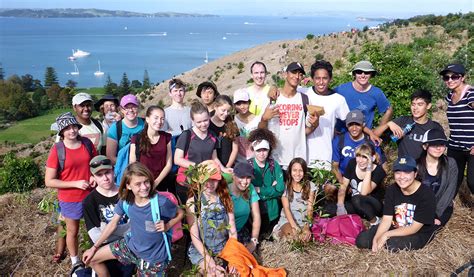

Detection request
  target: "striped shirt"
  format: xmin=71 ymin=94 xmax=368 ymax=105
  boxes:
xmin=445 ymin=86 xmax=474 ymax=151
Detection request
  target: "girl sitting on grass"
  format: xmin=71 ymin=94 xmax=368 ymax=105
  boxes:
xmin=186 ymin=160 xmax=238 ymax=276
xmin=272 ymin=158 xmax=316 ymax=242
xmin=336 ymin=143 xmax=386 ymax=226
xmin=83 ymin=162 xmax=184 ymax=276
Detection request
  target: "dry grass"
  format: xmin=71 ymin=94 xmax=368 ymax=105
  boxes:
xmin=0 ymin=185 xmax=472 ymax=276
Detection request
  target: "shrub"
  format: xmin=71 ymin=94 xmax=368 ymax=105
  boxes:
xmin=0 ymin=152 xmax=43 ymax=194
xmin=314 ymin=53 xmax=324 ymax=60
xmin=306 ymin=34 xmax=315 ymax=40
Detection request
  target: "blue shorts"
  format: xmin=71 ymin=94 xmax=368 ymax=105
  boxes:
xmin=58 ymin=201 xmax=83 ymax=220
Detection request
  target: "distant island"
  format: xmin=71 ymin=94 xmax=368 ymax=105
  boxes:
xmin=356 ymin=16 xmax=393 ymax=22
xmin=0 ymin=8 xmax=218 ymax=18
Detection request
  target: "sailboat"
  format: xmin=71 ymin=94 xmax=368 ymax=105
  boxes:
xmin=70 ymin=63 xmax=79 ymax=75
xmin=204 ymin=52 xmax=208 ymax=64
xmin=94 ymin=61 xmax=104 ymax=76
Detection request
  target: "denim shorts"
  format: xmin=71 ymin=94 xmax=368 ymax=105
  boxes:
xmin=58 ymin=201 xmax=83 ymax=220
xmin=110 ymin=238 xmax=168 ymax=276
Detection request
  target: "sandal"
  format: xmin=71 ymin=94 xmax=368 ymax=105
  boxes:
xmin=52 ymin=252 xmax=66 ymax=263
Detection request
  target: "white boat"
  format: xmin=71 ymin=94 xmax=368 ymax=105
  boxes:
xmin=204 ymin=52 xmax=208 ymax=64
xmin=222 ymin=36 xmax=227 ymax=40
xmin=72 ymin=49 xmax=91 ymax=58
xmin=68 ymin=56 xmax=76 ymax=61
xmin=70 ymin=64 xmax=79 ymax=75
xmin=94 ymin=60 xmax=104 ymax=76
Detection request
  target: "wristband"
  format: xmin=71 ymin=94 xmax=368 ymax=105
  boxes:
xmin=250 ymin=237 xmax=259 ymax=245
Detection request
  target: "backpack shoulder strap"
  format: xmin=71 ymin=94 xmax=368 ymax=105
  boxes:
xmin=268 ymin=158 xmax=275 ymax=174
xmin=79 ymin=136 xmax=94 ymax=158
xmin=122 ymin=201 xmax=130 ymax=217
xmin=182 ymin=129 xmax=192 ymax=157
xmin=55 ymin=141 xmax=66 ymax=174
xmin=150 ymin=194 xmax=172 ymax=261
xmin=337 ymin=133 xmax=346 ymax=154
xmin=91 ymin=117 xmax=104 ymax=134
xmin=116 ymin=119 xmax=123 ymax=142
xmin=301 ymin=92 xmax=309 ymax=116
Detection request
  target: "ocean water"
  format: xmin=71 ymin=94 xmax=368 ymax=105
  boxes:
xmin=0 ymin=16 xmax=383 ymax=88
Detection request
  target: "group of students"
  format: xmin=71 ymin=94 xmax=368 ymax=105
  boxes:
xmin=44 ymin=59 xmax=473 ymax=276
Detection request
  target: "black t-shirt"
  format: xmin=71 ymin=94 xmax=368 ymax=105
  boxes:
xmin=209 ymin=120 xmax=236 ymax=166
xmin=383 ymin=182 xmax=436 ymax=233
xmin=343 ymin=158 xmax=386 ymax=200
xmin=82 ymin=189 xmax=129 ymax=243
xmin=421 ymin=173 xmax=441 ymax=195
xmin=392 ymin=116 xmax=443 ymax=160
xmin=175 ymin=129 xmax=217 ymax=164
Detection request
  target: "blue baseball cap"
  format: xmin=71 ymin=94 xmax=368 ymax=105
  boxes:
xmin=393 ymin=156 xmax=417 ymax=172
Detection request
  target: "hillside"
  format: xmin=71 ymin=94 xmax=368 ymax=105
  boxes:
xmin=0 ymin=8 xmax=217 ymax=18
xmin=139 ymin=23 xmax=468 ymax=108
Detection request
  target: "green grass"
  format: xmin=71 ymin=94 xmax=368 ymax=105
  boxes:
xmin=76 ymin=87 xmax=105 ymax=97
xmin=0 ymin=108 xmax=69 ymax=144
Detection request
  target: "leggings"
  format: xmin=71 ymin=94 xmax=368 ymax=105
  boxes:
xmin=447 ymin=148 xmax=474 ymax=194
xmin=351 ymin=195 xmax=383 ymax=221
xmin=356 ymin=225 xmax=435 ymax=251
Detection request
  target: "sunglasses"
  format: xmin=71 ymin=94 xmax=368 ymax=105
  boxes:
xmin=90 ymin=159 xmax=112 ymax=168
xmin=353 ymin=70 xmax=372 ymax=75
xmin=442 ymin=74 xmax=461 ymax=81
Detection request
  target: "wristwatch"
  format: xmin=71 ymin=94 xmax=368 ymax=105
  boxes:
xmin=250 ymin=237 xmax=259 ymax=245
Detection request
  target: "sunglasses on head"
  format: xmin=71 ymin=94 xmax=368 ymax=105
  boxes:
xmin=442 ymin=74 xmax=461 ymax=81
xmin=90 ymin=159 xmax=112 ymax=168
xmin=353 ymin=70 xmax=371 ymax=75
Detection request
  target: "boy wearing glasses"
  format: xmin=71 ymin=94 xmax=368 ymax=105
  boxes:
xmin=335 ymin=60 xmax=393 ymax=130
xmin=82 ymin=155 xmax=133 ymax=276
xmin=373 ymin=90 xmax=443 ymax=160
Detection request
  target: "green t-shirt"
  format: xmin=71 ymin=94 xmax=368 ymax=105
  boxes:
xmin=229 ymin=183 xmax=260 ymax=231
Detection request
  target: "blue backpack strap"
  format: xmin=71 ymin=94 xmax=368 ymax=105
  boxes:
xmin=122 ymin=201 xmax=130 ymax=217
xmin=114 ymin=142 xmax=131 ymax=186
xmin=150 ymin=194 xmax=172 ymax=261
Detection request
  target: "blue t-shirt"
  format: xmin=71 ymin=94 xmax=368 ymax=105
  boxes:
xmin=334 ymin=82 xmax=391 ymax=129
xmin=332 ymin=133 xmax=384 ymax=175
xmin=114 ymin=196 xmax=177 ymax=264
xmin=107 ymin=118 xmax=145 ymax=150
xmin=229 ymin=184 xmax=260 ymax=231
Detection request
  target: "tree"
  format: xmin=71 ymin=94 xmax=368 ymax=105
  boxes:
xmin=46 ymin=84 xmax=61 ymax=106
xmin=59 ymin=87 xmax=73 ymax=108
xmin=20 ymin=74 xmax=35 ymax=92
xmin=44 ymin=66 xmax=59 ymax=87
xmin=104 ymin=74 xmax=118 ymax=96
xmin=0 ymin=63 xmax=4 ymax=80
xmin=143 ymin=70 xmax=151 ymax=90
xmin=32 ymin=87 xmax=46 ymax=107
xmin=66 ymin=79 xmax=77 ymax=88
xmin=118 ymin=72 xmax=131 ymax=96
xmin=131 ymin=80 xmax=142 ymax=89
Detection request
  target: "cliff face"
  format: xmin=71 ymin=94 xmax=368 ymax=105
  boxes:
xmin=140 ymin=24 xmax=466 ymax=108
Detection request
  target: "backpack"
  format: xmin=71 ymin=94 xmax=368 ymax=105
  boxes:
xmin=114 ymin=118 xmax=144 ymax=185
xmin=122 ymin=193 xmax=182 ymax=262
xmin=312 ymin=214 xmax=365 ymax=245
xmin=56 ymin=137 xmax=94 ymax=174
xmin=91 ymin=117 xmax=104 ymax=134
xmin=247 ymin=157 xmax=275 ymax=175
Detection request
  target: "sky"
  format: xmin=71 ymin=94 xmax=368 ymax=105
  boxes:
xmin=1 ymin=0 xmax=472 ymax=17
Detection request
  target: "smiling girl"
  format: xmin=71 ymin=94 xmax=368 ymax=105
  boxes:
xmin=83 ymin=162 xmax=184 ymax=276
xmin=129 ymin=106 xmax=172 ymax=191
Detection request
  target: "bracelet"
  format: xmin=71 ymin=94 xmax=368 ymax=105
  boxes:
xmin=250 ymin=237 xmax=259 ymax=245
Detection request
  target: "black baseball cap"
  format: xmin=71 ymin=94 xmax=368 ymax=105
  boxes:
xmin=286 ymin=62 xmax=306 ymax=75
xmin=439 ymin=63 xmax=466 ymax=76
xmin=422 ymin=129 xmax=448 ymax=146
xmin=233 ymin=162 xmax=254 ymax=178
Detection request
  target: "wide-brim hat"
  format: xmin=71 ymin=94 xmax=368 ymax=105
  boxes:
xmin=352 ymin=61 xmax=377 ymax=75
xmin=422 ymin=129 xmax=448 ymax=146
xmin=94 ymin=94 xmax=119 ymax=112
xmin=196 ymin=81 xmax=219 ymax=98
xmin=56 ymin=112 xmax=82 ymax=134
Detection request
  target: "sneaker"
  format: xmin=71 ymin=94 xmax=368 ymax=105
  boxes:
xmin=370 ymin=216 xmax=381 ymax=226
xmin=70 ymin=261 xmax=91 ymax=277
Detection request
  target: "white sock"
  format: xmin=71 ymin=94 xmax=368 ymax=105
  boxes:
xmin=71 ymin=256 xmax=79 ymax=264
